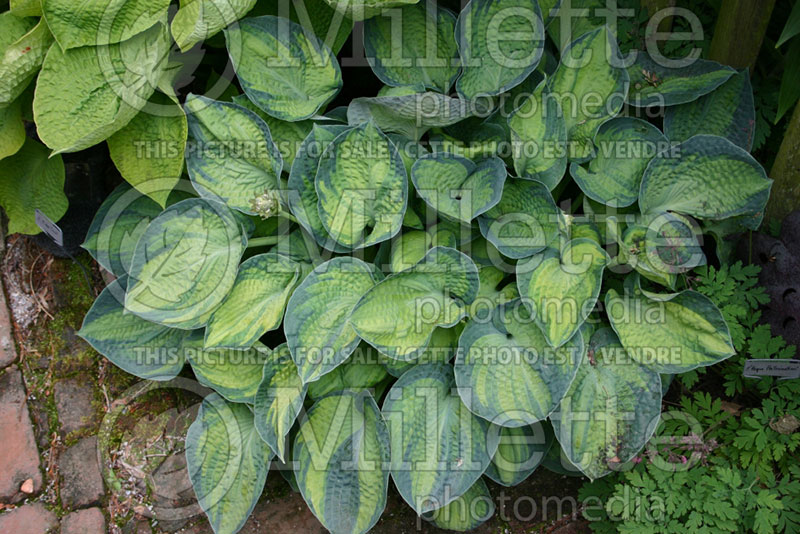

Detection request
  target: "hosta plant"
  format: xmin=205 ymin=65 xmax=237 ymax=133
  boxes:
xmin=76 ymin=1 xmax=773 ymax=533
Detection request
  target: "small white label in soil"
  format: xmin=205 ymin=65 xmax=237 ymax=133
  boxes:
xmin=743 ymin=359 xmax=800 ymax=380
xmin=34 ymin=209 xmax=63 ymax=247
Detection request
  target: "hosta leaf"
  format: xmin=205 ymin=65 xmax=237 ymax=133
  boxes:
xmin=287 ymin=123 xmax=352 ymax=251
xmin=0 ymin=137 xmax=66 ymax=235
xmin=382 ymin=363 xmax=499 ymax=513
xmin=172 ymin=0 xmax=256 ymax=51
xmin=0 ymin=18 xmax=52 ymax=107
xmin=0 ymin=99 xmax=24 ymax=160
xmin=364 ymin=2 xmax=459 ymax=93
xmin=380 ymin=326 xmax=457 ymax=377
xmin=307 ymin=345 xmax=389 ymax=398
xmin=231 ymin=94 xmax=314 ymax=167
xmin=664 ymin=69 xmax=755 ymax=151
xmin=638 ymin=135 xmax=772 ymax=229
xmin=620 ymin=212 xmax=706 ymax=289
xmin=387 ymin=226 xmax=457 ymax=273
xmin=485 ymin=422 xmax=554 ymax=486
xmin=550 ymin=327 xmax=661 ymax=480
xmin=315 ymin=121 xmax=407 ymax=249
xmin=107 ymin=92 xmax=187 ymax=208
xmin=423 ymin=478 xmax=494 ymax=531
xmin=470 ymin=265 xmax=519 ymax=318
xmin=516 ymin=239 xmax=608 ymax=347
xmin=548 ymin=26 xmax=629 ymax=160
xmin=410 ymin=153 xmax=506 ymax=223
xmin=254 ymin=344 xmax=306 ymax=462
xmin=78 ymin=276 xmax=189 ymax=380
xmin=42 ymin=0 xmax=170 ymax=49
xmin=186 ymin=393 xmax=271 ymax=534
xmin=455 ymin=299 xmax=583 ymax=426
xmin=205 ymin=253 xmax=302 ymax=349
xmin=347 ymin=91 xmax=488 ymax=140
xmin=225 ymin=15 xmax=342 ymax=121
xmin=605 ymin=279 xmax=735 ymax=373
xmin=10 ymin=0 xmax=42 ymax=16
xmin=541 ymin=439 xmax=584 ymax=477
xmin=350 ymin=247 xmax=479 ymax=361
xmin=185 ymin=337 xmax=271 ymax=403
xmin=285 ymin=257 xmax=382 ymax=384
xmin=255 ymin=0 xmax=353 ymax=55
xmin=33 ymin=23 xmax=169 ymax=153
xmin=456 ymin=0 xmax=545 ymax=99
xmin=477 ymin=178 xmax=562 ymax=259
xmin=507 ymin=76 xmax=568 ymax=190
xmin=569 ymin=117 xmax=667 ymax=208
xmin=626 ymin=53 xmax=735 ymax=107
xmin=125 ymin=198 xmax=246 ymax=329
xmin=294 ymin=390 xmax=391 ymax=534
xmin=82 ymin=184 xmax=165 ymax=277
xmin=546 ymin=0 xmax=605 ymax=50
xmin=185 ymin=94 xmax=283 ymax=214
xmin=321 ymin=0 xmax=418 ymax=22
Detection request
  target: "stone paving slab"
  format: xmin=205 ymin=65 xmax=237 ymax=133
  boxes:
xmin=61 ymin=507 xmax=106 ymax=534
xmin=0 ymin=502 xmax=58 ymax=534
xmin=59 ymin=436 xmax=104 ymax=510
xmin=0 ymin=365 xmax=43 ymax=503
xmin=54 ymin=378 xmax=96 ymax=436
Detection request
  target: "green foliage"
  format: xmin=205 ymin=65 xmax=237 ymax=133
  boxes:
xmin=57 ymin=2 xmax=789 ymax=533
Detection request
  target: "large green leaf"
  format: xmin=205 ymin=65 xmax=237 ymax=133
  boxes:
xmin=254 ymin=344 xmax=306 ymax=462
xmin=33 ymin=23 xmax=169 ymax=153
xmin=42 ymin=0 xmax=170 ymax=49
xmin=380 ymin=326 xmax=457 ymax=377
xmin=620 ymin=212 xmax=706 ymax=289
xmin=638 ymin=135 xmax=772 ymax=229
xmin=411 ymin=153 xmax=506 ymax=223
xmin=125 ymin=198 xmax=246 ymax=329
xmin=517 ymin=239 xmax=608 ymax=347
xmin=507 ymin=76 xmax=568 ymax=190
xmin=569 ymin=117 xmax=667 ymax=208
xmin=455 ymin=299 xmax=583 ymax=426
xmin=307 ymin=345 xmax=390 ymax=398
xmin=347 ymin=90 xmax=488 ymax=140
xmin=285 ymin=257 xmax=382 ymax=384
xmin=287 ymin=124 xmax=352 ymax=251
xmin=456 ymin=0 xmax=545 ymax=99
xmin=546 ymin=0 xmax=605 ymax=50
xmin=0 ymin=17 xmax=52 ymax=107
xmin=231 ymin=94 xmax=314 ymax=167
xmin=107 ymin=91 xmax=187 ymax=208
xmin=550 ymin=327 xmax=661 ymax=480
xmin=469 ymin=265 xmax=519 ymax=318
xmin=184 ymin=94 xmax=283 ymax=214
xmin=387 ymin=225 xmax=458 ymax=273
xmin=78 ymin=276 xmax=189 ymax=380
xmin=294 ymin=390 xmax=391 ymax=534
xmin=10 ymin=0 xmax=42 ymax=16
xmin=423 ymin=478 xmax=495 ymax=531
xmin=205 ymin=253 xmax=302 ymax=349
xmin=548 ymin=26 xmax=629 ymax=160
xmin=185 ymin=336 xmax=271 ymax=403
xmin=284 ymin=257 xmax=379 ymax=383
xmin=663 ymin=69 xmax=755 ymax=151
xmin=350 ymin=247 xmax=479 ymax=361
xmin=364 ymin=2 xmax=458 ymax=92
xmin=382 ymin=363 xmax=499 ymax=513
xmin=82 ymin=184 xmax=165 ymax=277
xmin=485 ymin=422 xmax=554 ymax=486
xmin=0 ymin=136 xmax=66 ymax=235
xmin=0 ymin=99 xmax=24 ymax=160
xmin=605 ymin=278 xmax=735 ymax=373
xmin=626 ymin=53 xmax=735 ymax=107
xmin=320 ymin=0 xmax=418 ymax=21
xmin=225 ymin=15 xmax=342 ymax=121
xmin=316 ymin=121 xmax=407 ymax=249
xmin=186 ymin=393 xmax=271 ymax=534
xmin=477 ymin=178 xmax=562 ymax=259
xmin=254 ymin=0 xmax=353 ymax=55
xmin=172 ymin=0 xmax=257 ymax=51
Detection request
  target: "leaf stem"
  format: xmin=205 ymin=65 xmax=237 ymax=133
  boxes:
xmin=247 ymin=236 xmax=280 ymax=248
